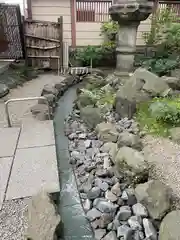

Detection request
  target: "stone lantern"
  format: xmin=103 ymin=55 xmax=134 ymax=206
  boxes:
xmin=109 ymin=0 xmax=154 ymax=76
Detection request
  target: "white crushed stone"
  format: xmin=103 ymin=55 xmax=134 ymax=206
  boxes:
xmin=143 ymin=135 xmax=180 ymax=202
xmin=0 ymin=198 xmax=30 ymax=240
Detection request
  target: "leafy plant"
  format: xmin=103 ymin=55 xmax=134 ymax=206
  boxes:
xmin=136 ymin=97 xmax=180 ymax=136
xmin=149 ymin=101 xmax=180 ymax=125
xmin=142 ymin=56 xmax=180 ymax=76
xmin=100 ymin=21 xmax=118 ymax=42
xmin=142 ymin=8 xmax=177 ymax=45
xmin=75 ymin=46 xmax=103 ymax=67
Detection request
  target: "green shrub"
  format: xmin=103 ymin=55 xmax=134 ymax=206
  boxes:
xmin=100 ymin=21 xmax=118 ymax=42
xmin=142 ymin=56 xmax=180 ymax=76
xmin=136 ymin=97 xmax=180 ymax=136
xmin=149 ymin=100 xmax=180 ymax=125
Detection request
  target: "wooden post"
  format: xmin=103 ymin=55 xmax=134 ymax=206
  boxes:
xmin=58 ymin=16 xmax=63 ymax=73
xmin=150 ymin=0 xmax=158 ymax=45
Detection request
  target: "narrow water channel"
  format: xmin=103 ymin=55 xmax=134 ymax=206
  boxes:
xmin=53 ymin=85 xmax=94 ymax=240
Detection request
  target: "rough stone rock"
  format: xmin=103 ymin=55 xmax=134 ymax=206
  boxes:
xmin=111 ymin=182 xmax=121 ymax=197
xmin=115 ymin=68 xmax=169 ymax=118
xmin=38 ymin=93 xmax=56 ymax=106
xmin=117 ymin=132 xmax=142 ymax=150
xmin=95 ymin=169 xmax=109 ymax=178
xmin=171 ymin=68 xmax=180 ymax=78
xmin=87 ymin=187 xmax=101 ymax=200
xmin=134 ymin=68 xmax=169 ymax=96
xmin=128 ymin=216 xmax=142 ymax=230
xmin=121 ymin=188 xmax=137 ymax=206
xmin=94 ymin=229 xmax=106 ymax=240
xmin=101 ymin=142 xmax=118 ymax=162
xmin=80 ymin=106 xmax=104 ymax=129
xmin=135 ymin=180 xmax=170 ymax=220
xmin=103 ymin=231 xmax=118 ymax=240
xmin=0 ymin=83 xmax=9 ymax=98
xmin=132 ymin=203 xmax=148 ymax=218
xmin=24 ymin=191 xmax=61 ymax=240
xmin=117 ymin=225 xmax=133 ymax=239
xmin=105 ymin=190 xmax=118 ymax=202
xmin=90 ymin=68 xmax=106 ymax=77
xmin=116 ymin=206 xmax=132 ymax=221
xmin=31 ymin=103 xmax=51 ymax=120
xmin=94 ymin=199 xmax=118 ymax=214
xmin=143 ymin=218 xmax=157 ymax=240
xmin=161 ymin=76 xmax=180 ymax=90
xmin=86 ymin=208 xmax=102 ymax=221
xmin=94 ymin=178 xmax=109 ymax=191
xmin=85 ymin=139 xmax=92 ymax=148
xmin=42 ymin=84 xmax=58 ymax=96
xmin=133 ymin=230 xmax=145 ymax=240
xmin=96 ymin=122 xmax=119 ymax=143
xmin=169 ymin=127 xmax=180 ymax=143
xmin=54 ymin=81 xmax=68 ymax=94
xmin=115 ymin=146 xmax=148 ymax=181
xmin=159 ymin=210 xmax=180 ymax=240
xmin=83 ymin=199 xmax=92 ymax=212
xmin=99 ymin=213 xmax=113 ymax=228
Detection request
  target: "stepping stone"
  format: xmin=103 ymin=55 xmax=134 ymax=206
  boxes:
xmin=17 ymin=120 xmax=55 ymax=149
xmin=0 ymin=157 xmax=13 ymax=209
xmin=6 ymin=145 xmax=60 ymax=200
xmin=0 ymin=127 xmax=20 ymax=157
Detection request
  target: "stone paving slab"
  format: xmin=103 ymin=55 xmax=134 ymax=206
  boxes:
xmin=0 ymin=127 xmax=20 ymax=157
xmin=17 ymin=121 xmax=55 ymax=149
xmin=6 ymin=145 xmax=60 ymax=200
xmin=0 ymin=157 xmax=13 ymax=210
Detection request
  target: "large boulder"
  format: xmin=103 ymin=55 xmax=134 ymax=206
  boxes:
xmin=115 ymin=68 xmax=170 ymax=118
xmin=41 ymin=84 xmax=58 ymax=96
xmin=96 ymin=122 xmax=118 ymax=143
xmin=115 ymin=146 xmax=148 ymax=182
xmin=77 ymin=92 xmax=96 ymax=109
xmin=83 ymin=74 xmax=106 ymax=90
xmin=80 ymin=106 xmax=104 ymax=129
xmin=161 ymin=76 xmax=180 ymax=90
xmin=135 ymin=180 xmax=170 ymax=220
xmin=117 ymin=132 xmax=142 ymax=150
xmin=101 ymin=142 xmax=118 ymax=162
xmin=24 ymin=191 xmax=62 ymax=240
xmin=159 ymin=210 xmax=180 ymax=240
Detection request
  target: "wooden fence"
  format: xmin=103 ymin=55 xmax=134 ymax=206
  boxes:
xmin=0 ymin=4 xmax=24 ymax=59
xmin=24 ymin=17 xmax=63 ymax=70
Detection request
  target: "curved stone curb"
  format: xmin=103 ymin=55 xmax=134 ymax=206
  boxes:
xmin=30 ymin=75 xmax=82 ymax=121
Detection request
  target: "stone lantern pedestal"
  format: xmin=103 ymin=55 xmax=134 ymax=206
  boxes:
xmin=109 ymin=0 xmax=154 ymax=76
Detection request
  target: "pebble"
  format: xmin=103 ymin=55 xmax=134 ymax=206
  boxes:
xmin=116 ymin=206 xmax=132 ymax=221
xmin=87 ymin=187 xmax=101 ymax=200
xmin=94 ymin=229 xmax=106 ymax=240
xmin=83 ymin=199 xmax=92 ymax=212
xmin=117 ymin=225 xmax=133 ymax=239
xmin=95 ymin=199 xmax=118 ymax=214
xmin=132 ymin=203 xmax=148 ymax=218
xmin=128 ymin=216 xmax=142 ymax=230
xmin=84 ymin=139 xmax=91 ymax=148
xmin=99 ymin=213 xmax=113 ymax=228
xmin=94 ymin=178 xmax=109 ymax=192
xmin=143 ymin=218 xmax=157 ymax=240
xmin=111 ymin=182 xmax=121 ymax=197
xmin=105 ymin=190 xmax=118 ymax=202
xmin=103 ymin=231 xmax=118 ymax=240
xmin=86 ymin=208 xmax=102 ymax=221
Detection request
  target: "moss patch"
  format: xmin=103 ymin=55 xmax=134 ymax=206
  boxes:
xmin=136 ymin=97 xmax=180 ymax=137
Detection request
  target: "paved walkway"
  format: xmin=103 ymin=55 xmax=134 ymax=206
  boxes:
xmin=0 ymin=73 xmax=64 ymax=127
xmin=0 ymin=74 xmax=63 ymax=239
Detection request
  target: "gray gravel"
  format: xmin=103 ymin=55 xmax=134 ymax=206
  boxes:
xmin=143 ymin=135 xmax=180 ymax=203
xmin=0 ymin=198 xmax=30 ymax=240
